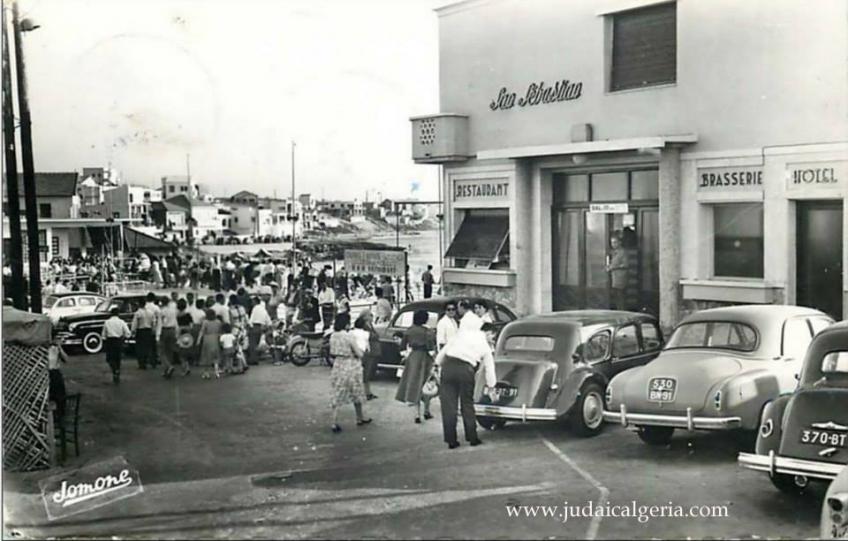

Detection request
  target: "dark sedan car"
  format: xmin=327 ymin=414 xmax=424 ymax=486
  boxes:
xmin=375 ymin=296 xmax=517 ymax=374
xmin=739 ymin=320 xmax=847 ymax=494
xmin=54 ymin=293 xmax=170 ymax=354
xmin=474 ymin=310 xmax=664 ymax=436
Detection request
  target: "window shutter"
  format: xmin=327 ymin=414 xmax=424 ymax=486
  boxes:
xmin=611 ymin=2 xmax=676 ymax=91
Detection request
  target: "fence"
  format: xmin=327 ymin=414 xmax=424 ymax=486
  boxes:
xmin=2 ymin=343 xmax=52 ymax=471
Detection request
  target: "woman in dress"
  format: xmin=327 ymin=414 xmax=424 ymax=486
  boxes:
xmin=329 ymin=312 xmax=371 ymax=433
xmin=228 ymin=294 xmax=249 ymax=374
xmin=354 ymin=310 xmax=381 ymax=400
xmin=150 ymin=259 xmax=163 ymax=287
xmin=175 ymin=299 xmax=193 ymax=376
xmin=196 ymin=308 xmax=223 ymax=379
xmin=395 ymin=310 xmax=436 ymax=423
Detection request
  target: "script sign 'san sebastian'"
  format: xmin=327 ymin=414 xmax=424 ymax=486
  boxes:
xmin=344 ymin=250 xmax=406 ymax=277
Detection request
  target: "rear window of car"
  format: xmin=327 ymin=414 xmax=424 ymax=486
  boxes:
xmin=44 ymin=296 xmax=58 ymax=308
xmin=666 ymin=321 xmax=758 ymax=352
xmin=394 ymin=310 xmax=439 ymax=329
xmin=822 ymin=351 xmax=848 ymax=375
xmin=503 ymin=335 xmax=555 ymax=353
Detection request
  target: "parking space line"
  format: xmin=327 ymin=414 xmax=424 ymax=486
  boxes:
xmin=540 ymin=436 xmax=610 ymax=540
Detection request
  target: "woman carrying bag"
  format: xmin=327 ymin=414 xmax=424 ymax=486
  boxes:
xmin=395 ymin=310 xmax=436 ymax=423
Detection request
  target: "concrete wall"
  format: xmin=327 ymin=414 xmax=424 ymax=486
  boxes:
xmin=438 ymin=0 xmax=848 ymax=154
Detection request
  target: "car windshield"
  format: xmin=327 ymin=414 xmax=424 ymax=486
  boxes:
xmin=502 ymin=335 xmax=555 ymax=356
xmin=95 ymin=299 xmax=111 ymax=312
xmin=822 ymin=351 xmax=848 ymax=375
xmin=393 ymin=310 xmax=439 ymax=329
xmin=44 ymin=296 xmax=58 ymax=308
xmin=666 ymin=321 xmax=758 ymax=352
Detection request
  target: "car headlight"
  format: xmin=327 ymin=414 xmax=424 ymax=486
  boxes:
xmin=67 ymin=323 xmax=77 ymax=332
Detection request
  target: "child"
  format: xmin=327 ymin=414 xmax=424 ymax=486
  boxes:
xmin=219 ymin=323 xmax=236 ymax=376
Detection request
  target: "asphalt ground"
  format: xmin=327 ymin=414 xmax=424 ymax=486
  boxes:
xmin=2 ymin=350 xmax=830 ymax=539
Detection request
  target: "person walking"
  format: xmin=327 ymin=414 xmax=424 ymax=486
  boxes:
xmin=197 ymin=308 xmax=224 ymax=378
xmin=159 ymin=292 xmax=184 ymax=379
xmin=220 ymin=323 xmax=236 ymax=374
xmin=329 ymin=313 xmax=371 ymax=433
xmin=318 ymin=283 xmax=336 ymax=331
xmin=421 ymin=265 xmax=435 ymax=299
xmin=102 ymin=307 xmax=131 ymax=383
xmin=175 ymin=299 xmax=194 ymax=375
xmin=48 ymin=334 xmax=70 ymax=416
xmin=228 ymin=294 xmax=249 ymax=373
xmin=248 ymin=289 xmax=272 ymax=365
xmin=353 ymin=310 xmax=380 ymax=400
xmin=436 ymin=301 xmax=459 ymax=351
xmin=434 ymin=312 xmax=497 ymax=449
xmin=131 ymin=293 xmax=158 ymax=370
xmin=395 ymin=310 xmax=436 ymax=423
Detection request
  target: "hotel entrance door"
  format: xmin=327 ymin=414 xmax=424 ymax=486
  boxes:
xmin=797 ymin=201 xmax=843 ymax=320
xmin=552 ymin=207 xmax=659 ymax=315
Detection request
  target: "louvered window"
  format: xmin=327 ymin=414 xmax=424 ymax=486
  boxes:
xmin=610 ymin=2 xmax=676 ymax=91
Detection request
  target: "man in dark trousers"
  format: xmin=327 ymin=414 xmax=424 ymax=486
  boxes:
xmin=421 ymin=265 xmax=435 ymax=299
xmin=101 ymin=307 xmax=131 ymax=383
xmin=433 ymin=312 xmax=497 ymax=449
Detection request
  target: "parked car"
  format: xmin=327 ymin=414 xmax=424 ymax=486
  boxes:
xmin=54 ymin=293 xmax=170 ymax=354
xmin=738 ymin=320 xmax=847 ymax=494
xmin=44 ymin=292 xmax=106 ymax=324
xmin=603 ymin=305 xmax=834 ymax=446
xmin=375 ymin=296 xmax=517 ymax=374
xmin=822 ymin=465 xmax=848 ymax=539
xmin=473 ymin=311 xmax=664 ymax=436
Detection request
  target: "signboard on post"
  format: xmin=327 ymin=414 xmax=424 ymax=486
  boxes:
xmin=344 ymin=249 xmax=406 ymax=276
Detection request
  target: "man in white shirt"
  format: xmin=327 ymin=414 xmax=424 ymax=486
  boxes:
xmin=436 ymin=301 xmax=459 ymax=351
xmin=247 ymin=288 xmax=272 ymax=365
xmin=101 ymin=307 xmax=131 ymax=383
xmin=434 ymin=311 xmax=497 ymax=449
xmin=212 ymin=293 xmax=230 ymax=325
xmin=159 ymin=293 xmax=184 ymax=378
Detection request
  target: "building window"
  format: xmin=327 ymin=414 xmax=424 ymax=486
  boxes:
xmin=39 ymin=203 xmax=52 ymax=218
xmin=610 ymin=2 xmax=677 ymax=92
xmin=180 ymin=186 xmax=187 ymax=192
xmin=714 ymin=203 xmax=763 ymax=278
xmin=169 ymin=186 xmax=175 ymax=193
xmin=553 ymin=170 xmax=658 ymax=204
xmin=445 ymin=208 xmax=510 ymax=270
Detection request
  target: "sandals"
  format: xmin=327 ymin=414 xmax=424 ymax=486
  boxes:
xmin=356 ymin=418 xmax=373 ymax=426
xmin=331 ymin=424 xmax=342 ymax=433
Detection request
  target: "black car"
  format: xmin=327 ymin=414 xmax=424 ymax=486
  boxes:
xmin=54 ymin=293 xmax=170 ymax=354
xmin=375 ymin=296 xmax=517 ymax=374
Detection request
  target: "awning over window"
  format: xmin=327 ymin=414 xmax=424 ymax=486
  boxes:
xmin=445 ymin=212 xmax=509 ymax=261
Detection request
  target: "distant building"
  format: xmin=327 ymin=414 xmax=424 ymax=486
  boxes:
xmin=161 ymin=175 xmax=197 ymax=199
xmin=3 ymin=172 xmax=80 ymax=219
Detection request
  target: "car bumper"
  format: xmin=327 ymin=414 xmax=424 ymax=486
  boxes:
xmin=602 ymin=404 xmax=742 ymax=430
xmin=738 ymin=450 xmax=844 ymax=481
xmin=57 ymin=332 xmax=82 ymax=346
xmin=474 ymin=404 xmax=558 ymax=422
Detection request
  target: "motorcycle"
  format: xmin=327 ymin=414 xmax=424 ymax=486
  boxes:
xmin=284 ymin=321 xmax=333 ymax=367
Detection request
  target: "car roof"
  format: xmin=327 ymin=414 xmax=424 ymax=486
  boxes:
xmin=524 ymin=310 xmax=655 ymax=326
xmin=396 ymin=296 xmax=514 ymax=313
xmin=680 ymin=304 xmax=828 ymax=327
xmin=801 ymin=320 xmax=848 ymax=385
xmin=46 ymin=292 xmax=104 ymax=298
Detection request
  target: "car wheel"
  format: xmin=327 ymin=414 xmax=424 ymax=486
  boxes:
xmin=570 ymin=383 xmax=605 ymax=437
xmin=82 ymin=331 xmax=104 ymax=354
xmin=289 ymin=342 xmax=311 ymax=366
xmin=477 ymin=416 xmax=506 ymax=431
xmin=637 ymin=426 xmax=675 ymax=446
xmin=770 ymin=472 xmax=807 ymax=495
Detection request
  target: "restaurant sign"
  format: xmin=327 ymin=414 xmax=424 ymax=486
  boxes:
xmin=344 ymin=249 xmax=406 ymax=277
xmin=697 ymin=167 xmax=763 ymax=191
xmin=490 ymin=79 xmax=583 ymax=111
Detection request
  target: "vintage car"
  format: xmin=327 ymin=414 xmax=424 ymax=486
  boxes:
xmin=603 ymin=305 xmax=833 ymax=445
xmin=822 ymin=465 xmax=848 ymax=539
xmin=375 ymin=296 xmax=517 ymax=375
xmin=44 ymin=292 xmax=106 ymax=324
xmin=738 ymin=320 xmax=847 ymax=494
xmin=473 ymin=311 xmax=664 ymax=436
xmin=54 ymin=293 xmax=170 ymax=354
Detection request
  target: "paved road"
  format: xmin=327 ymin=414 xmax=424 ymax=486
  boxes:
xmin=3 ymin=352 xmax=828 ymax=539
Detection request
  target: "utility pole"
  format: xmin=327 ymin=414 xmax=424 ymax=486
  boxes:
xmin=12 ymin=2 xmax=41 ymax=312
xmin=290 ymin=140 xmax=296 ymax=270
xmin=1 ymin=3 xmax=24 ymax=309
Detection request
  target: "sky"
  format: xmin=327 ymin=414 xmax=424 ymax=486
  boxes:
xmin=17 ymin=0 xmax=444 ymax=201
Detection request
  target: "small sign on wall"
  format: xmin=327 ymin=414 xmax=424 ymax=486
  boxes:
xmin=786 ymin=162 xmax=845 ymax=191
xmin=697 ymin=167 xmax=763 ymax=191
xmin=589 ymin=203 xmax=629 ymax=214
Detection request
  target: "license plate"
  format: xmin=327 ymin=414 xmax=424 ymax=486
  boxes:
xmin=800 ymin=429 xmax=848 ymax=448
xmin=648 ymin=377 xmax=676 ymax=402
xmin=495 ymin=387 xmax=518 ymax=399
xmin=396 ymin=368 xmax=404 ymax=378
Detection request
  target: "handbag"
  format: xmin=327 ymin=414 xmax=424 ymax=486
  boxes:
xmin=421 ymin=366 xmax=440 ymax=398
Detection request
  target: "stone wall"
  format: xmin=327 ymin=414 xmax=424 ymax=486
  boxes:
xmin=441 ymin=283 xmax=518 ymax=314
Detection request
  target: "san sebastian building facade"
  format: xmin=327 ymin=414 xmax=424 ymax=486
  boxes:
xmin=412 ymin=0 xmax=848 ymax=330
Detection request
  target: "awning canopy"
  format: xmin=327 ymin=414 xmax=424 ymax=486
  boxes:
xmin=123 ymin=228 xmax=176 ymax=253
xmin=477 ymin=134 xmax=698 ymax=161
xmin=445 ymin=212 xmax=509 ymax=261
